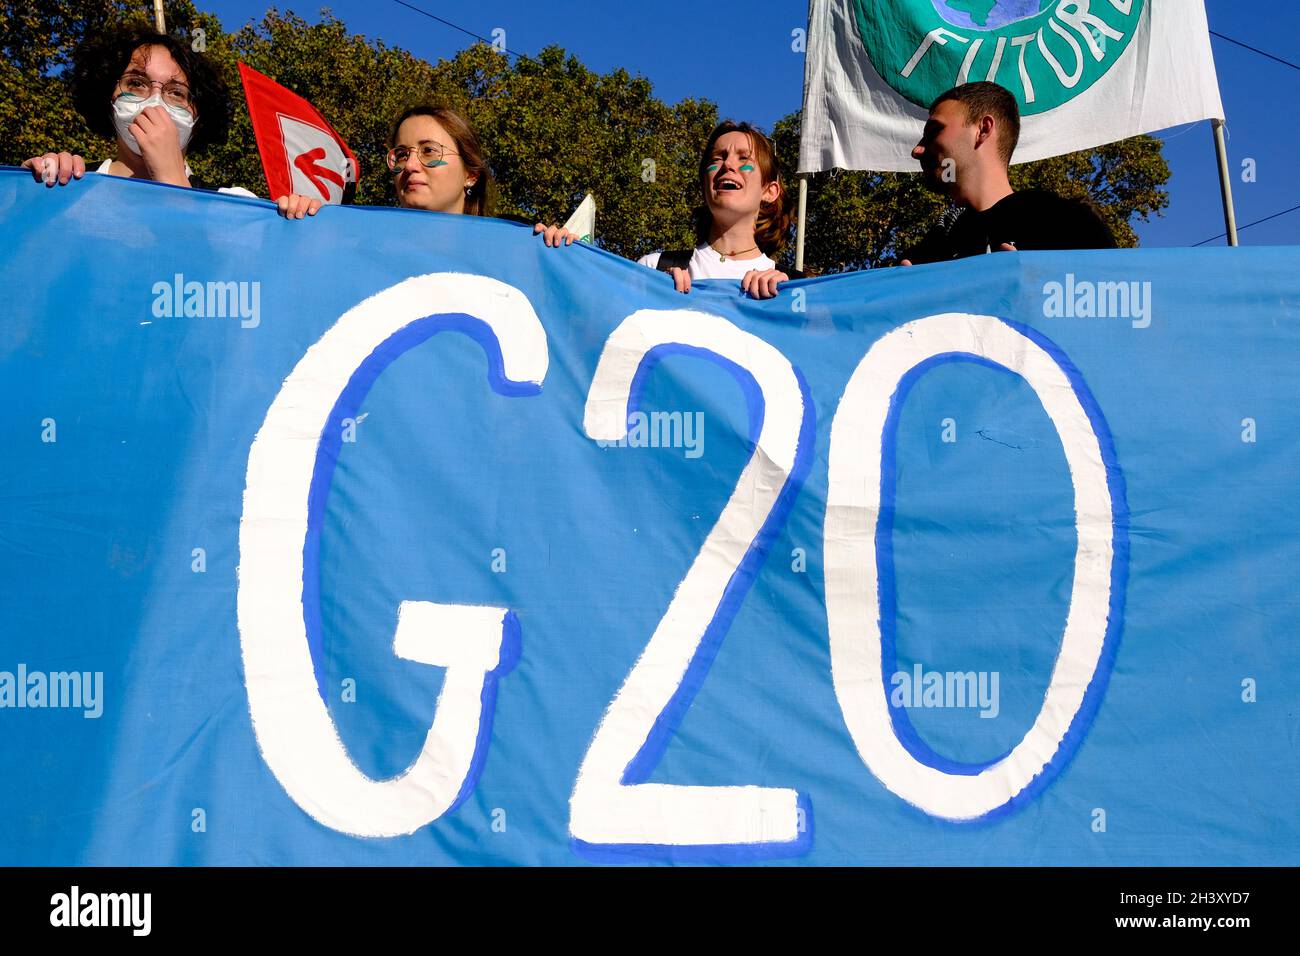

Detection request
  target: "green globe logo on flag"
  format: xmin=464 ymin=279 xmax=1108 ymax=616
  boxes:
xmin=853 ymin=0 xmax=1145 ymax=115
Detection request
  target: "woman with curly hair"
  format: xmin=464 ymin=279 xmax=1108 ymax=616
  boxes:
xmin=22 ymin=25 xmax=248 ymax=194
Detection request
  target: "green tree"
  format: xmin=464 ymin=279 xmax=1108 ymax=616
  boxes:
xmin=225 ymin=8 xmax=450 ymax=208
xmin=456 ymin=44 xmax=717 ymax=260
xmin=1 ymin=1 xmax=146 ymax=166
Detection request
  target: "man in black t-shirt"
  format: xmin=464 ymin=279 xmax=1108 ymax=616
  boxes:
xmin=901 ymin=82 xmax=1116 ymax=266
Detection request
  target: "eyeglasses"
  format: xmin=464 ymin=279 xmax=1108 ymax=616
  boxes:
xmin=387 ymin=142 xmax=460 ymax=171
xmin=116 ymin=72 xmax=192 ymax=109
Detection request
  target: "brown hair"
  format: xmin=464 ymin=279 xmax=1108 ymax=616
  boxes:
xmin=71 ymin=26 xmax=231 ymax=153
xmin=389 ymin=105 xmax=492 ymax=216
xmin=929 ymin=81 xmax=1021 ymax=166
xmin=692 ymin=121 xmax=792 ymax=256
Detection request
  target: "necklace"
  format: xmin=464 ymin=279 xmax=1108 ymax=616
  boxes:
xmin=711 ymin=241 xmax=759 ymax=262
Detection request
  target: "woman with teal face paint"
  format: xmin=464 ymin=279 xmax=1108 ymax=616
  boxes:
xmin=386 ymin=106 xmax=490 ymax=216
xmin=281 ymin=104 xmax=575 ymax=245
xmin=276 ymin=105 xmax=483 ymax=220
xmin=637 ymin=120 xmax=798 ymax=299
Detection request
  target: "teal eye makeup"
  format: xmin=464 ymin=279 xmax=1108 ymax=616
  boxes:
xmin=707 ymin=163 xmax=720 ymax=172
xmin=739 ymin=163 xmax=755 ymax=172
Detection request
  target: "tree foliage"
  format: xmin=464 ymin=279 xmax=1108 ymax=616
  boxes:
xmin=2 ymin=1 xmax=1169 ymax=269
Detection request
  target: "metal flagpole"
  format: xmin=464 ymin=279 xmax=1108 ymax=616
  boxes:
xmin=1211 ymin=119 xmax=1239 ymax=247
xmin=153 ymin=0 xmax=166 ymax=32
xmin=795 ymin=174 xmax=809 ymax=272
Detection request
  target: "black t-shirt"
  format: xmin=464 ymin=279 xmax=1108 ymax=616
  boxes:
xmin=905 ymin=189 xmax=1117 ymax=264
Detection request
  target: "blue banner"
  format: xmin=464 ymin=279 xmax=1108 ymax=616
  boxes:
xmin=2 ymin=169 xmax=1297 ymax=865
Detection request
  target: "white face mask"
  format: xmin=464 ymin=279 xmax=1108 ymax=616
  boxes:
xmin=112 ymin=93 xmax=195 ymax=154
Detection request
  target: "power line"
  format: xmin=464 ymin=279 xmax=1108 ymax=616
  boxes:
xmin=389 ymin=0 xmax=533 ymax=63
xmin=1210 ymin=30 xmax=1300 ymax=73
xmin=385 ymin=5 xmax=1300 ymax=93
xmin=1198 ymin=30 xmax=1299 ymax=245
xmin=383 ymin=7 xmax=1300 ymax=78
xmin=1193 ymin=202 xmax=1300 ymax=246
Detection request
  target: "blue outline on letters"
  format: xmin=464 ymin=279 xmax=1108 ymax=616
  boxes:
xmin=875 ymin=318 xmax=1128 ymax=824
xmin=572 ymin=342 xmax=817 ymax=863
xmin=301 ymin=312 xmax=538 ymax=814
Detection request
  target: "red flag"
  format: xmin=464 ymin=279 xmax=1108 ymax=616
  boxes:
xmin=237 ymin=62 xmax=358 ymax=204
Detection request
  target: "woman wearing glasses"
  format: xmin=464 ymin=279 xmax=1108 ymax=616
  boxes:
xmin=275 ymin=105 xmax=480 ymax=219
xmin=387 ymin=105 xmax=489 ymax=216
xmin=279 ymin=104 xmax=574 ymax=245
xmin=21 ymin=27 xmax=246 ymax=194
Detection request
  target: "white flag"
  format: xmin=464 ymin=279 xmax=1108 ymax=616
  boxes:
xmin=799 ymin=0 xmax=1225 ymax=173
xmin=563 ymin=193 xmax=596 ymax=243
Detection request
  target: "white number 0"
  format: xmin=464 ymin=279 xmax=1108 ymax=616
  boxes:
xmin=825 ymin=313 xmax=1122 ymax=821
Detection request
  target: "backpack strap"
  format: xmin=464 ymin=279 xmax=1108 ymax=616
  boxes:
xmin=655 ymin=249 xmax=694 ymax=274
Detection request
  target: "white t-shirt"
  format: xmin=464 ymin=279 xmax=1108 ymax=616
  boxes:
xmin=638 ymin=243 xmax=776 ymax=280
xmin=93 ymin=159 xmax=257 ymax=198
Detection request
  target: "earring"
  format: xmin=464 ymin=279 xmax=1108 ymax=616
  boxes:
xmin=465 ymin=186 xmax=473 ymax=196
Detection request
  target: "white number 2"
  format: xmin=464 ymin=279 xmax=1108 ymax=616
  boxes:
xmin=570 ymin=309 xmax=814 ymax=856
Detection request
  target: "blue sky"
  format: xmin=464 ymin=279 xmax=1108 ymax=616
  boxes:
xmin=200 ymin=0 xmax=1297 ymax=247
